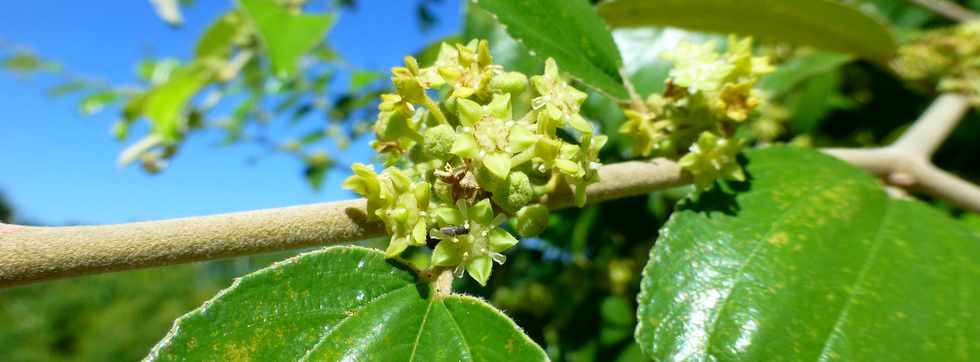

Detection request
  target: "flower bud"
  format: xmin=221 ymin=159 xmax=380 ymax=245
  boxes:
xmin=515 ymin=204 xmax=549 ymax=237
xmin=477 ymin=40 xmax=493 ymax=68
xmin=422 ymin=124 xmax=455 ymax=159
xmin=490 ymin=71 xmax=528 ymax=95
xmin=492 ymin=171 xmax=533 ymax=213
xmin=391 ymin=67 xmax=427 ymax=104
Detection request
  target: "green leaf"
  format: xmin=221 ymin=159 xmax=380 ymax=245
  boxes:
xmin=148 ymin=246 xmax=547 ymax=361
xmin=462 ymin=3 xmax=542 ymax=75
xmin=962 ymin=213 xmax=980 ymax=237
xmin=784 ymin=70 xmax=843 ymax=133
xmin=759 ymin=51 xmax=854 ymax=98
xmin=1 ymin=51 xmax=59 ymax=74
xmin=636 ymin=146 xmax=980 ymax=361
xmin=45 ymin=80 xmax=89 ymax=97
xmin=240 ymin=0 xmax=336 ymax=78
xmin=195 ymin=11 xmax=244 ymax=59
xmin=598 ymin=0 xmax=898 ymax=62
xmin=476 ymin=0 xmax=628 ymax=99
xmin=78 ymin=91 xmax=120 ymax=116
xmin=143 ymin=63 xmax=214 ymax=142
xmin=304 ymin=164 xmax=327 ymax=191
xmin=138 ymin=58 xmax=182 ymax=85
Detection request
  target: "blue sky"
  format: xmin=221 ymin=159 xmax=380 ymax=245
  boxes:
xmin=0 ymin=0 xmax=462 ymax=225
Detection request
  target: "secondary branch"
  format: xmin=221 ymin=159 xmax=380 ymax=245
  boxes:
xmin=824 ymin=93 xmax=980 ymax=212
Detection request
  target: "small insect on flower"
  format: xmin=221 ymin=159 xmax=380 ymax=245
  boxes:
xmin=426 ymin=225 xmax=470 ymax=248
xmin=439 ymin=225 xmax=470 ymax=236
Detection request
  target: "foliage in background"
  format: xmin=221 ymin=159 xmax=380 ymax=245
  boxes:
xmin=2 ymin=0 xmax=980 ymax=361
xmin=0 ymin=0 xmax=391 ymax=190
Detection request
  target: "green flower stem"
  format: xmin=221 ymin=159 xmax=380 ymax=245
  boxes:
xmin=619 ymin=66 xmax=649 ymax=114
xmin=422 ymin=96 xmax=448 ymax=125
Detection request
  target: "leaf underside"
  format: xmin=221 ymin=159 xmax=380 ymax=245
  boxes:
xmin=476 ymin=0 xmax=628 ymax=99
xmin=598 ymin=0 xmax=898 ymax=62
xmin=148 ymin=246 xmax=546 ymax=361
xmin=636 ymin=146 xmax=980 ymax=361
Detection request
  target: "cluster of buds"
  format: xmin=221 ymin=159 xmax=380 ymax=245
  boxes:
xmin=344 ymin=40 xmax=605 ymax=285
xmin=619 ymin=36 xmax=773 ymax=189
xmin=894 ymin=21 xmax=980 ymax=105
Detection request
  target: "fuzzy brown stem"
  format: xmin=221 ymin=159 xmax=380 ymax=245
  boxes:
xmin=0 ymin=159 xmax=688 ymax=287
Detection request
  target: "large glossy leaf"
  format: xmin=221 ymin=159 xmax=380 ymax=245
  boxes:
xmin=636 ymin=146 xmax=980 ymax=361
xmin=598 ymin=0 xmax=898 ymax=62
xmin=240 ymin=0 xmax=335 ymax=78
xmin=476 ymin=0 xmax=628 ymax=99
xmin=148 ymin=246 xmax=546 ymax=361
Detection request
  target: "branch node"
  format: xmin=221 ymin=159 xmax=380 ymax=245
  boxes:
xmin=432 ymin=268 xmax=454 ymax=297
xmin=888 ymin=172 xmax=916 ymax=187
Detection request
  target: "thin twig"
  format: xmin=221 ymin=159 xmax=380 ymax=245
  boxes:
xmin=619 ymin=67 xmax=649 ymax=114
xmin=908 ymin=0 xmax=979 ymax=22
xmin=0 ymin=159 xmax=688 ymax=287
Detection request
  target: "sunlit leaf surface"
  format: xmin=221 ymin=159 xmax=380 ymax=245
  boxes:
xmin=637 ymin=146 xmax=980 ymax=361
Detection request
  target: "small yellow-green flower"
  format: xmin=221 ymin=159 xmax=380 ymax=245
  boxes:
xmin=678 ymin=131 xmax=745 ymax=189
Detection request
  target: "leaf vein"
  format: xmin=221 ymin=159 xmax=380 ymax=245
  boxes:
xmin=814 ymin=201 xmax=893 ymax=362
xmin=298 ymin=283 xmax=417 ymax=361
xmin=702 ymin=185 xmax=825 ymax=359
xmin=408 ymin=295 xmax=437 ymax=362
xmin=443 ymin=299 xmax=475 ymax=362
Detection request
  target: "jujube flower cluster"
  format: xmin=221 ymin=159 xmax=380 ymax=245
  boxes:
xmin=619 ymin=36 xmax=773 ymax=189
xmin=344 ymin=40 xmax=605 ymax=285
